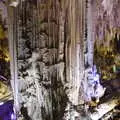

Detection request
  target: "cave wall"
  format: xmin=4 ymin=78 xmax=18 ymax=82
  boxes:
xmin=92 ymin=0 xmax=120 ymax=81
xmin=8 ymin=0 xmax=86 ymax=120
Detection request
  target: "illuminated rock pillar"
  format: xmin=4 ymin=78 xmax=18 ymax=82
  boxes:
xmin=7 ymin=0 xmax=87 ymax=119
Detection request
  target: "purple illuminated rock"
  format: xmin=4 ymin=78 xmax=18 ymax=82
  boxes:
xmin=0 ymin=100 xmax=16 ymax=120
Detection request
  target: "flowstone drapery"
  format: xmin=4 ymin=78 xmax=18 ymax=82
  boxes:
xmin=6 ymin=0 xmax=120 ymax=120
xmin=8 ymin=0 xmax=86 ymax=119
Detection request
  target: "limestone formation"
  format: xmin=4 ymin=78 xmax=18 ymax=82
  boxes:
xmin=0 ymin=0 xmax=120 ymax=120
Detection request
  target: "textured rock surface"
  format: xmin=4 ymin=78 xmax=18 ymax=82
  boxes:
xmin=6 ymin=0 xmax=120 ymax=120
xmin=8 ymin=0 xmax=86 ymax=120
xmin=0 ymin=1 xmax=12 ymax=103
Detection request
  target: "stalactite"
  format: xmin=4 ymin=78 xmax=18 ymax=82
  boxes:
xmin=7 ymin=0 xmax=87 ymax=119
xmin=6 ymin=0 xmax=120 ymax=120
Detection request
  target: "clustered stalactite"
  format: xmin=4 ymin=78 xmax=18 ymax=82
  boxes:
xmin=93 ymin=0 xmax=120 ymax=85
xmin=8 ymin=0 xmax=86 ymax=120
xmin=92 ymin=0 xmax=120 ymax=119
xmin=7 ymin=0 xmax=120 ymax=120
xmin=16 ymin=0 xmax=67 ymax=119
